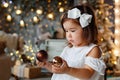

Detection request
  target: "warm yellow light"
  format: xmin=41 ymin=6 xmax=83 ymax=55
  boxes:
xmin=20 ymin=59 xmax=23 ymax=62
xmin=115 ymin=0 xmax=119 ymax=3
xmin=115 ymin=19 xmax=119 ymax=24
xmin=98 ymin=11 xmax=102 ymax=15
xmin=36 ymin=9 xmax=43 ymax=15
xmin=113 ymin=61 xmax=117 ymax=65
xmin=31 ymin=50 xmax=33 ymax=53
xmin=27 ymin=56 xmax=30 ymax=59
xmin=10 ymin=53 xmax=13 ymax=56
xmin=58 ymin=2 xmax=62 ymax=5
xmin=115 ymin=39 xmax=119 ymax=45
xmin=115 ymin=9 xmax=119 ymax=13
xmin=6 ymin=14 xmax=12 ymax=22
xmin=115 ymin=29 xmax=119 ymax=34
xmin=114 ymin=49 xmax=120 ymax=56
xmin=16 ymin=51 xmax=19 ymax=54
xmin=20 ymin=20 xmax=25 ymax=27
xmin=33 ymin=16 xmax=39 ymax=23
xmin=47 ymin=13 xmax=54 ymax=19
xmin=100 ymin=38 xmax=103 ymax=41
xmin=3 ymin=2 xmax=9 ymax=8
xmin=16 ymin=9 xmax=22 ymax=15
xmin=59 ymin=7 xmax=64 ymax=12
xmin=105 ymin=17 xmax=109 ymax=21
xmin=31 ymin=57 xmax=35 ymax=60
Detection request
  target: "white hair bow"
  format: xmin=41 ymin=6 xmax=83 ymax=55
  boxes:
xmin=67 ymin=8 xmax=92 ymax=28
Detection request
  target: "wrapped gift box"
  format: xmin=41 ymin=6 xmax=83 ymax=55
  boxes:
xmin=12 ymin=65 xmax=41 ymax=79
xmin=24 ymin=66 xmax=41 ymax=79
xmin=114 ymin=71 xmax=120 ymax=76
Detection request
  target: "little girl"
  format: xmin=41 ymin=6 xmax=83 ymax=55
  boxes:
xmin=37 ymin=4 xmax=106 ymax=80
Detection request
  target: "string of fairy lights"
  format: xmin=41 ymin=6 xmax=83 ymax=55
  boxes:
xmin=1 ymin=0 xmax=69 ymax=20
xmin=0 ymin=0 xmax=73 ymax=33
xmin=114 ymin=0 xmax=120 ymax=57
xmin=0 ymin=0 xmax=73 ymax=64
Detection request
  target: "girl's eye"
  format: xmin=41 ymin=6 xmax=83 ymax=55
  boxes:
xmin=65 ymin=30 xmax=68 ymax=32
xmin=65 ymin=29 xmax=76 ymax=32
xmin=71 ymin=30 xmax=76 ymax=32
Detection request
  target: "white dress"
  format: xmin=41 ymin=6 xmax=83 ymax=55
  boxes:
xmin=51 ymin=43 xmax=106 ymax=80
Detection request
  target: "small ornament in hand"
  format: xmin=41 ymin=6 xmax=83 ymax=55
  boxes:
xmin=36 ymin=50 xmax=48 ymax=62
xmin=52 ymin=56 xmax=63 ymax=67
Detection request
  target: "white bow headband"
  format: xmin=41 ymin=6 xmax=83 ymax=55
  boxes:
xmin=67 ymin=8 xmax=92 ymax=28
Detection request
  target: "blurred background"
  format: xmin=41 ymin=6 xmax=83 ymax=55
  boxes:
xmin=0 ymin=0 xmax=120 ymax=80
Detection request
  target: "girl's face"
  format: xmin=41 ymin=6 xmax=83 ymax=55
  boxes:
xmin=63 ymin=20 xmax=86 ymax=47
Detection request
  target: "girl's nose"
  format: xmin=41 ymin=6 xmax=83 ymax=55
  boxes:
xmin=67 ymin=32 xmax=72 ymax=38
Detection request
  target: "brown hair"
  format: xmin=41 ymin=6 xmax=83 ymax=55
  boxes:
xmin=61 ymin=4 xmax=99 ymax=47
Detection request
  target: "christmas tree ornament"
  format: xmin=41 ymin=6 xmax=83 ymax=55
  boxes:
xmin=36 ymin=50 xmax=48 ymax=62
xmin=52 ymin=56 xmax=63 ymax=67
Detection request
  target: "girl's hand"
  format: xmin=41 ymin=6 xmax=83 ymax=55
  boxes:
xmin=52 ymin=59 xmax=70 ymax=74
xmin=36 ymin=60 xmax=46 ymax=68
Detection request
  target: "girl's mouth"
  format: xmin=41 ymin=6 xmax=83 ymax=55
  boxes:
xmin=69 ymin=40 xmax=74 ymax=43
